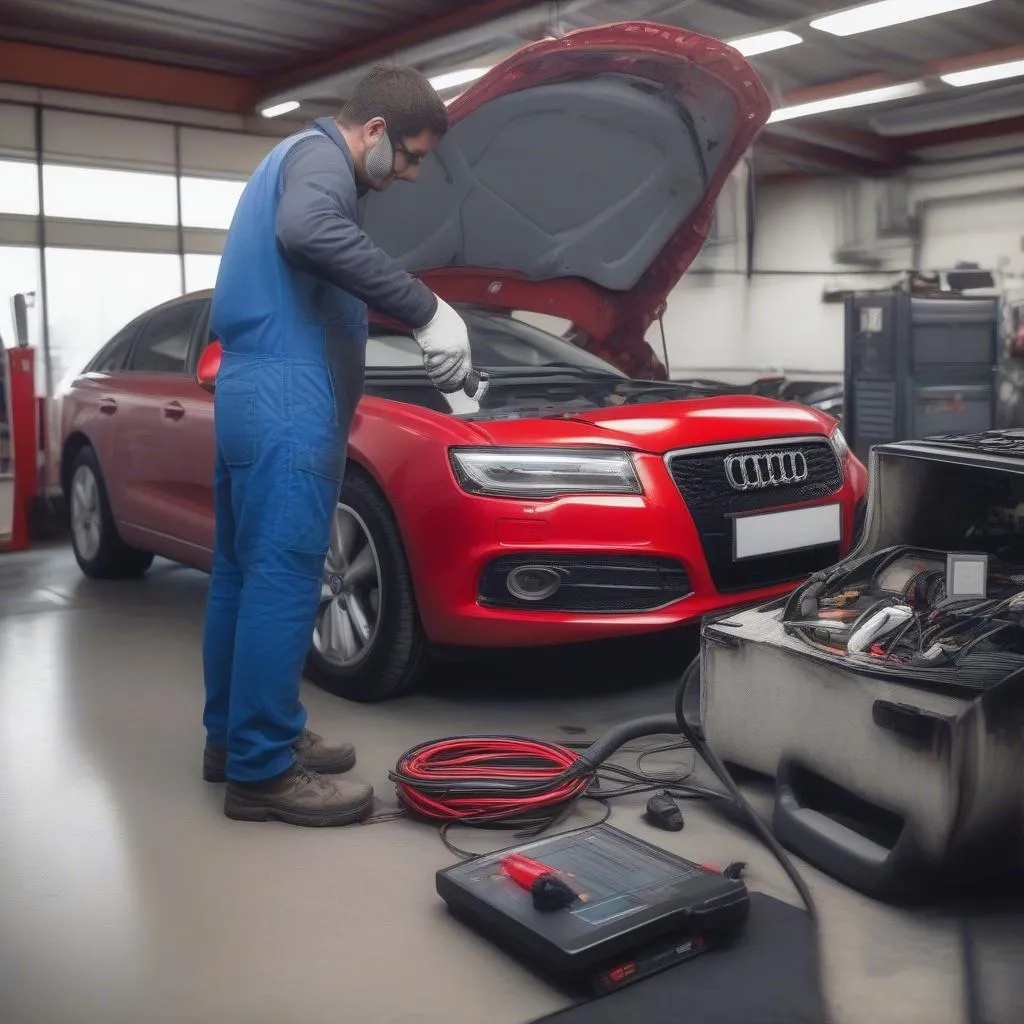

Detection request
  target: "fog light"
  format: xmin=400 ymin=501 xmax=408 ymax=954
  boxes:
xmin=506 ymin=565 xmax=563 ymax=602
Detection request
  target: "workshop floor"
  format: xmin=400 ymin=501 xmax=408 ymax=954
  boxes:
xmin=1 ymin=544 xmax=1021 ymax=1024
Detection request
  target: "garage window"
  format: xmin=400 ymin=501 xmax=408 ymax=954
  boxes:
xmin=127 ymin=300 xmax=205 ymax=374
xmin=180 ymin=177 xmax=246 ymax=230
xmin=0 ymin=160 xmax=39 ymax=217
xmin=42 ymin=164 xmax=178 ymax=226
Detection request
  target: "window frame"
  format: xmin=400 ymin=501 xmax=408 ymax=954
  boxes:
xmin=185 ymin=298 xmax=215 ymax=377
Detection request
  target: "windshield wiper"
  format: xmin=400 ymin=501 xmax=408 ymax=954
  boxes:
xmin=482 ymin=363 xmax=623 ymax=379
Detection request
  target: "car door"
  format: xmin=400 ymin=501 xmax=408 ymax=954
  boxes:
xmin=65 ymin=312 xmax=151 ymax=528
xmin=112 ymin=296 xmax=209 ymax=561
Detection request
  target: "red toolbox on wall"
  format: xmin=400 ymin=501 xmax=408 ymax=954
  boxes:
xmin=1 ymin=346 xmax=39 ymax=553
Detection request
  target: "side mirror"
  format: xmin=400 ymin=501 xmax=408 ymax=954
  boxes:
xmin=196 ymin=340 xmax=222 ymax=393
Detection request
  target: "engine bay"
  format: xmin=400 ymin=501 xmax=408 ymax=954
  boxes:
xmin=456 ymin=376 xmax=748 ymax=422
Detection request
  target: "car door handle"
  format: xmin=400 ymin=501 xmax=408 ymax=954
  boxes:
xmin=99 ymin=398 xmax=117 ymax=415
xmin=163 ymin=401 xmax=185 ymax=421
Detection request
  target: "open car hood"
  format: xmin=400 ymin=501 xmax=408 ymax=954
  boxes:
xmin=360 ymin=21 xmax=772 ymax=373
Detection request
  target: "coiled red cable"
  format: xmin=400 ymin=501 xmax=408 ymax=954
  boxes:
xmin=390 ymin=735 xmax=593 ymax=826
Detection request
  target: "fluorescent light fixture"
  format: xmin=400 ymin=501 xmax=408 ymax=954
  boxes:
xmin=261 ymin=100 xmax=300 ymax=118
xmin=768 ymin=80 xmax=926 ymax=122
xmin=729 ymin=30 xmax=803 ymax=57
xmin=941 ymin=58 xmax=1024 ymax=87
xmin=429 ymin=66 xmax=490 ymax=92
xmin=811 ymin=0 xmax=992 ymax=37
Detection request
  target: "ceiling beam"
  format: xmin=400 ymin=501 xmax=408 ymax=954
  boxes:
xmin=767 ymin=44 xmax=1024 ymax=114
xmin=769 ymin=121 xmax=904 ymax=161
xmin=898 ymin=113 xmax=1024 ymax=150
xmin=0 ymin=40 xmax=256 ymax=113
xmin=930 ymin=42 xmax=1024 ymax=76
xmin=771 ymin=72 xmax=902 ymax=109
xmin=257 ymin=0 xmax=541 ymax=100
xmin=755 ymin=132 xmax=901 ymax=176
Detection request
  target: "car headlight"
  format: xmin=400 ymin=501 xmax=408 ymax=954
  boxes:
xmin=830 ymin=426 xmax=850 ymax=461
xmin=449 ymin=447 xmax=642 ymax=498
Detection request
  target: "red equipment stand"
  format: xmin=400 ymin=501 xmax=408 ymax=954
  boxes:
xmin=0 ymin=346 xmax=38 ymax=553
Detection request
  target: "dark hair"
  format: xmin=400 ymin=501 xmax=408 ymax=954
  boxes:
xmin=338 ymin=64 xmax=448 ymax=141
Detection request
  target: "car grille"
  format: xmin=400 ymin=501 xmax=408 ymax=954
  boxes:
xmin=478 ymin=555 xmax=691 ymax=613
xmin=667 ymin=439 xmax=843 ymax=593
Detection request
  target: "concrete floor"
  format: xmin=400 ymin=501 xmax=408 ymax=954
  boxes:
xmin=1 ymin=544 xmax=1022 ymax=1024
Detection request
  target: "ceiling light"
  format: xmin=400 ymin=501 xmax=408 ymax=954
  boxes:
xmin=768 ymin=80 xmax=927 ymax=122
xmin=811 ymin=0 xmax=992 ymax=37
xmin=429 ymin=67 xmax=491 ymax=92
xmin=941 ymin=58 xmax=1024 ymax=87
xmin=728 ymin=30 xmax=803 ymax=57
xmin=261 ymin=100 xmax=300 ymax=118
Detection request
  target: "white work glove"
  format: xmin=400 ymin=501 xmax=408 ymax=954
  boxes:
xmin=413 ymin=295 xmax=472 ymax=394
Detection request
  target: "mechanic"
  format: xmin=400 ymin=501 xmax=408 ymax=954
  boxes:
xmin=199 ymin=65 xmax=473 ymax=827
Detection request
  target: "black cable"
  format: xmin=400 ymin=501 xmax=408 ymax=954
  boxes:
xmin=673 ymin=670 xmax=819 ymax=923
xmin=953 ymin=623 xmax=1012 ymax=662
xmin=439 ymin=797 xmax=614 ymax=860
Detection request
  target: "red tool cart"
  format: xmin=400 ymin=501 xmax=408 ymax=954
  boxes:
xmin=1 ymin=334 xmax=39 ymax=554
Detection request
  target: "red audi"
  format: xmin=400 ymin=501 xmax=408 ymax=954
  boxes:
xmin=55 ymin=23 xmax=868 ymax=701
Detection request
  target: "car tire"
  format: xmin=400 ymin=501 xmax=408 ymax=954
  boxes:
xmin=306 ymin=466 xmax=428 ymax=702
xmin=68 ymin=445 xmax=154 ymax=579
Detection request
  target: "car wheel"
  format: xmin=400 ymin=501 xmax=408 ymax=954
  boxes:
xmin=68 ymin=446 xmax=154 ymax=579
xmin=306 ymin=467 xmax=427 ymax=702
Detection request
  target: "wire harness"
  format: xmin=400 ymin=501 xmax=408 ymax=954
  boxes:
xmin=388 ymin=678 xmax=818 ymax=922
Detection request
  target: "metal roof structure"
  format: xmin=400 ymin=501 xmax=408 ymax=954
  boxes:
xmin=2 ymin=0 xmax=1023 ymax=175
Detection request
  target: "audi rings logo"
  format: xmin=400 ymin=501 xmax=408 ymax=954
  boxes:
xmin=724 ymin=450 xmax=809 ymax=491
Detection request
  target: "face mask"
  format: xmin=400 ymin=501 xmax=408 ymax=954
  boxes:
xmin=364 ymin=130 xmax=394 ymax=187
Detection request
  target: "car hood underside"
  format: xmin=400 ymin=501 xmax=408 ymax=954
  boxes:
xmin=359 ymin=22 xmax=771 ymax=372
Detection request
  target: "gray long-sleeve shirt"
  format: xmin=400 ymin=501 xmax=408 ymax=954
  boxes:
xmin=274 ymin=117 xmax=437 ymax=330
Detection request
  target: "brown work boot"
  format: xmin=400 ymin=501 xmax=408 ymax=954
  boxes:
xmin=203 ymin=727 xmax=356 ymax=783
xmin=223 ymin=763 xmax=374 ymax=827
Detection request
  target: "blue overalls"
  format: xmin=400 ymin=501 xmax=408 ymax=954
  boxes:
xmin=201 ymin=125 xmax=369 ymax=783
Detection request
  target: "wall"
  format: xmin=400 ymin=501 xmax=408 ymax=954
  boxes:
xmin=653 ymin=146 xmax=1024 ymax=384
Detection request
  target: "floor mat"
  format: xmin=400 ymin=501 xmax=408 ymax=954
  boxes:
xmin=529 ymin=893 xmax=828 ymax=1024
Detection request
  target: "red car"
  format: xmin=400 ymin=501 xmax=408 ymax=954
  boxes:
xmin=55 ymin=23 xmax=868 ymax=701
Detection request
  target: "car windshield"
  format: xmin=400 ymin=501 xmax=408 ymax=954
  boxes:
xmin=367 ymin=307 xmax=627 ymax=378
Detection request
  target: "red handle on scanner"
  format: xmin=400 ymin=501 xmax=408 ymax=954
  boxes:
xmin=500 ymin=853 xmax=556 ymax=890
xmin=499 ymin=853 xmax=580 ymax=911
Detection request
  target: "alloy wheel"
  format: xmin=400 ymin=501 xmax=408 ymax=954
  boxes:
xmin=312 ymin=502 xmax=383 ymax=668
xmin=70 ymin=464 xmax=102 ymax=562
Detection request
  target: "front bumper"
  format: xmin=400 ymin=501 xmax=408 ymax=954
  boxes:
xmin=405 ymin=445 xmax=868 ymax=649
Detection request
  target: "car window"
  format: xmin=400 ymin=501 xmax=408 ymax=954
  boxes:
xmin=127 ymin=300 xmax=204 ymax=374
xmin=85 ymin=317 xmax=147 ymax=373
xmin=366 ymin=307 xmax=625 ymax=376
xmin=367 ymin=331 xmax=423 ymax=367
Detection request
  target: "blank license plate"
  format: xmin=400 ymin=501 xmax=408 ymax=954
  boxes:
xmin=733 ymin=503 xmax=842 ymax=560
